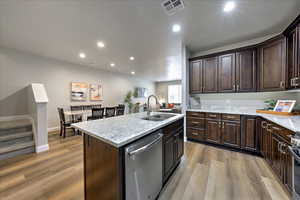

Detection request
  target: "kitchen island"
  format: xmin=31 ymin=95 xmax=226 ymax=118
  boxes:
xmin=72 ymin=112 xmax=185 ymax=200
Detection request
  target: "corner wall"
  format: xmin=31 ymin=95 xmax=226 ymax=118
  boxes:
xmin=0 ymin=47 xmax=155 ymax=129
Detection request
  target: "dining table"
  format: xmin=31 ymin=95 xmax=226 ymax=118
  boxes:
xmin=64 ymin=110 xmax=92 ymax=121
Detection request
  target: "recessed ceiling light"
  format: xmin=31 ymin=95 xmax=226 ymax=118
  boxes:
xmin=97 ymin=41 xmax=105 ymax=48
xmin=79 ymin=53 xmax=86 ymax=59
xmin=110 ymin=63 xmax=115 ymax=67
xmin=172 ymin=24 xmax=181 ymax=33
xmin=224 ymin=1 xmax=235 ymax=12
xmin=131 ymin=71 xmax=135 ymax=75
xmin=130 ymin=56 xmax=135 ymax=61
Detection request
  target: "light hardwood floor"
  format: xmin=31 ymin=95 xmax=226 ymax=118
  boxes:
xmin=0 ymin=132 xmax=291 ymax=200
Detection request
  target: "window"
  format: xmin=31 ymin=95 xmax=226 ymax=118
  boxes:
xmin=168 ymin=84 xmax=182 ymax=104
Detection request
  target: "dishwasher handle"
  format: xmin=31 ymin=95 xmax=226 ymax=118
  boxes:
xmin=127 ymin=134 xmax=163 ymax=157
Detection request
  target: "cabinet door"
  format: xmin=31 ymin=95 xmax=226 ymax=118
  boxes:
xmin=241 ymin=116 xmax=258 ymax=152
xmin=203 ymin=57 xmax=218 ymax=93
xmin=163 ymin=136 xmax=175 ymax=177
xmin=283 ymin=146 xmax=293 ymax=193
xmin=259 ymin=37 xmax=286 ymax=91
xmin=206 ymin=119 xmax=221 ymax=144
xmin=218 ymin=53 xmax=236 ymax=92
xmin=221 ymin=121 xmax=241 ymax=148
xmin=260 ymin=121 xmax=267 ymax=157
xmin=174 ymin=130 xmax=184 ymax=162
xmin=190 ymin=60 xmax=203 ymax=93
xmin=287 ymin=27 xmax=300 ymax=88
xmin=271 ymin=135 xmax=282 ymax=179
xmin=236 ymin=50 xmax=257 ymax=92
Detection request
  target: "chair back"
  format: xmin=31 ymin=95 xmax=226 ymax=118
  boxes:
xmin=105 ymin=107 xmax=116 ymax=118
xmin=92 ymin=104 xmax=102 ymax=109
xmin=116 ymin=106 xmax=125 ymax=116
xmin=57 ymin=108 xmax=66 ymax=123
xmin=71 ymin=105 xmax=83 ymax=111
xmin=92 ymin=108 xmax=105 ymax=119
xmin=83 ymin=105 xmax=93 ymax=110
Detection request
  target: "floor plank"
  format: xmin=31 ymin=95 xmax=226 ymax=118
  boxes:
xmin=0 ymin=132 xmax=291 ymax=200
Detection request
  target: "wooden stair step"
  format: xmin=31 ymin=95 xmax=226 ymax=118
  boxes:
xmin=0 ymin=141 xmax=35 ymax=154
xmin=0 ymin=131 xmax=33 ymax=142
xmin=0 ymin=119 xmax=32 ymax=131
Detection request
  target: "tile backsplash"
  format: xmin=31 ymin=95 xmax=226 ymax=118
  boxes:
xmin=189 ymin=91 xmax=300 ymax=111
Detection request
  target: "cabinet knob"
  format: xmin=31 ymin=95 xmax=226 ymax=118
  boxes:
xmin=261 ymin=121 xmax=267 ymax=128
xmin=191 ymin=132 xmax=198 ymax=136
xmin=280 ymin=81 xmax=285 ymax=89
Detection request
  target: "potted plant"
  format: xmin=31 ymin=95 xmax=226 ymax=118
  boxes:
xmin=124 ymin=91 xmax=133 ymax=113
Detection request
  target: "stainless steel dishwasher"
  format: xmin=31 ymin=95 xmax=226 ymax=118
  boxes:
xmin=125 ymin=131 xmax=163 ymax=200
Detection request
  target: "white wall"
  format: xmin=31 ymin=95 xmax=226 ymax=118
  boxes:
xmin=0 ymin=47 xmax=155 ymax=128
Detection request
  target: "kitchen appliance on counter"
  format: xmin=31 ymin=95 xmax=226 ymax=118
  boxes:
xmin=289 ymin=132 xmax=300 ymax=200
xmin=125 ymin=131 xmax=163 ymax=200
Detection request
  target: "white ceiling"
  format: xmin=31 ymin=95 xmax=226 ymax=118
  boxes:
xmin=0 ymin=0 xmax=299 ymax=82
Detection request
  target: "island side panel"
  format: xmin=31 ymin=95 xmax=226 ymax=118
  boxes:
xmin=84 ymin=134 xmax=123 ymax=200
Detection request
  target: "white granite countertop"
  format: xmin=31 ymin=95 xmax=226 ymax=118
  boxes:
xmin=72 ymin=112 xmax=184 ymax=148
xmin=187 ymin=108 xmax=300 ymax=133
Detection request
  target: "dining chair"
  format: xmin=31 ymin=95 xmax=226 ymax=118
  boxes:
xmin=105 ymin=107 xmax=116 ymax=118
xmin=116 ymin=106 xmax=125 ymax=116
xmin=70 ymin=105 xmax=83 ymax=122
xmin=88 ymin=108 xmax=105 ymax=120
xmin=57 ymin=108 xmax=76 ymax=138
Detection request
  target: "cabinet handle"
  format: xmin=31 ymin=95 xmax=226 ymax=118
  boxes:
xmin=280 ymin=81 xmax=285 ymax=89
xmin=191 ymin=121 xmax=200 ymax=124
xmin=272 ymin=126 xmax=281 ymax=131
xmin=219 ymin=122 xmax=221 ymax=128
xmin=233 ymin=84 xmax=236 ymax=90
xmin=261 ymin=121 xmax=267 ymax=128
xmin=295 ymin=77 xmax=300 ymax=86
xmin=282 ymin=144 xmax=286 ymax=154
xmin=209 ymin=114 xmax=217 ymax=118
xmin=191 ymin=132 xmax=198 ymax=136
xmin=237 ymin=84 xmax=239 ymax=91
xmin=291 ymin=78 xmax=295 ymax=87
xmin=222 ymin=122 xmax=225 ymax=129
xmin=267 ymin=124 xmax=272 ymax=132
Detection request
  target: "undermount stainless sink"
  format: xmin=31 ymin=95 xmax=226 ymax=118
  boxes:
xmin=141 ymin=113 xmax=176 ymax=121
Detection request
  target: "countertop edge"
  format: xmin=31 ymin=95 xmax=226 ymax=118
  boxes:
xmin=72 ymin=114 xmax=185 ymax=148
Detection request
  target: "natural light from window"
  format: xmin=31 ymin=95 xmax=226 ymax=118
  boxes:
xmin=168 ymin=84 xmax=182 ymax=104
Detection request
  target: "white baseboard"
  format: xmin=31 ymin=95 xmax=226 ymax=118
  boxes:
xmin=36 ymin=144 xmax=49 ymax=153
xmin=48 ymin=126 xmax=59 ymax=132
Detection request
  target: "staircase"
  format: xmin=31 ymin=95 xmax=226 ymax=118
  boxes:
xmin=0 ymin=119 xmax=35 ymax=160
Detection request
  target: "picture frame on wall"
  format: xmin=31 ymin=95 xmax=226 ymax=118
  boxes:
xmin=71 ymin=82 xmax=88 ymax=101
xmin=273 ymin=100 xmax=296 ymax=113
xmin=90 ymin=84 xmax=103 ymax=101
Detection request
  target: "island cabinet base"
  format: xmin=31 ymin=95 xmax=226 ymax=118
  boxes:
xmin=84 ymin=134 xmax=124 ymax=200
xmin=83 ymin=118 xmax=184 ymax=200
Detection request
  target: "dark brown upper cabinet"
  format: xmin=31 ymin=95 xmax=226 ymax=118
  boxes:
xmin=203 ymin=57 xmax=218 ymax=93
xmin=236 ymin=49 xmax=257 ymax=92
xmin=218 ymin=53 xmax=236 ymax=93
xmin=189 ymin=60 xmax=203 ymax=93
xmin=259 ymin=36 xmax=287 ymax=91
xmin=287 ymin=26 xmax=300 ymax=89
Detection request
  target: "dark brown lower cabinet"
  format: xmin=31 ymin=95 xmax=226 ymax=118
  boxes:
xmin=84 ymin=118 xmax=184 ymax=200
xmin=206 ymin=119 xmax=221 ymax=144
xmin=162 ymin=120 xmax=184 ymax=182
xmin=241 ymin=116 xmax=259 ymax=152
xmin=222 ymin=121 xmax=241 ymax=148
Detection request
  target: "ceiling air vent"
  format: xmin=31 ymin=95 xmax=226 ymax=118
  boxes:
xmin=161 ymin=0 xmax=184 ymax=16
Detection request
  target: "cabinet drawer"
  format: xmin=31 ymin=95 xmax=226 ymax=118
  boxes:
xmin=187 ymin=128 xmax=205 ymax=141
xmin=222 ymin=114 xmax=240 ymax=121
xmin=206 ymin=113 xmax=221 ymax=120
xmin=271 ymin=124 xmax=294 ymax=143
xmin=187 ymin=118 xmax=205 ymax=129
xmin=187 ymin=111 xmax=205 ymax=118
xmin=163 ymin=119 xmax=183 ymax=137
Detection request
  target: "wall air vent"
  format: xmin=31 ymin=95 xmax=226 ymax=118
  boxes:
xmin=161 ymin=0 xmax=184 ymax=16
